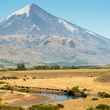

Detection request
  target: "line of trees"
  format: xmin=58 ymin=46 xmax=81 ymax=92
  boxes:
xmin=15 ymin=63 xmax=105 ymax=70
xmin=1 ymin=63 xmax=107 ymax=71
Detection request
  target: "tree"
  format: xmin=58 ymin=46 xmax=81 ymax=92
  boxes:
xmin=17 ymin=63 xmax=26 ymax=70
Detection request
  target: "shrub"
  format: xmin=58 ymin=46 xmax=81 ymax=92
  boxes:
xmin=29 ymin=104 xmax=60 ymax=110
xmin=91 ymin=97 xmax=99 ymax=101
xmin=67 ymin=86 xmax=87 ymax=98
xmin=0 ymin=84 xmax=13 ymax=90
xmin=71 ymin=86 xmax=80 ymax=92
xmin=67 ymin=86 xmax=80 ymax=96
xmin=0 ymin=81 xmax=6 ymax=84
xmin=97 ymin=92 xmax=110 ymax=98
xmin=0 ymin=105 xmax=24 ymax=110
xmin=15 ymin=86 xmax=31 ymax=93
xmin=0 ymin=76 xmax=18 ymax=80
xmin=86 ymin=107 xmax=94 ymax=110
xmin=57 ymin=104 xmax=64 ymax=108
xmin=96 ymin=104 xmax=110 ymax=110
xmin=86 ymin=104 xmax=110 ymax=110
xmin=16 ymin=63 xmax=26 ymax=70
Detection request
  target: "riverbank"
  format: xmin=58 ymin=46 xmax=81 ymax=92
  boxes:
xmin=0 ymin=69 xmax=109 ymax=110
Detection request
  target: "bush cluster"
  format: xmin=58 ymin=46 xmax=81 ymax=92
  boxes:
xmin=67 ymin=86 xmax=87 ymax=98
xmin=0 ymin=105 xmax=24 ymax=110
xmin=87 ymin=104 xmax=110 ymax=110
xmin=97 ymin=92 xmax=110 ymax=98
xmin=0 ymin=104 xmax=64 ymax=110
xmin=29 ymin=104 xmax=62 ymax=110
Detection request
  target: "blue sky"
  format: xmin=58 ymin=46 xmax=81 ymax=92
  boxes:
xmin=0 ymin=0 xmax=110 ymax=38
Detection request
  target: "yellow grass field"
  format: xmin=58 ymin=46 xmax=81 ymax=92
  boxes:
xmin=0 ymin=69 xmax=110 ymax=110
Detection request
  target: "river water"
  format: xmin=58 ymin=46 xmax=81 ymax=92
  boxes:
xmin=33 ymin=92 xmax=75 ymax=102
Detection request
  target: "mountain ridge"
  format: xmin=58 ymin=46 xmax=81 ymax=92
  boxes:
xmin=0 ymin=3 xmax=110 ymax=67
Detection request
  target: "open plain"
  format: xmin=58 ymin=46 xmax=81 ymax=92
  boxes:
xmin=0 ymin=69 xmax=110 ymax=110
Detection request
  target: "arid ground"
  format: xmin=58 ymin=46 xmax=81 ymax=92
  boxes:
xmin=0 ymin=69 xmax=110 ymax=110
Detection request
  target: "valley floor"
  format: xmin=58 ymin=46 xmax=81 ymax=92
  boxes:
xmin=0 ymin=69 xmax=110 ymax=110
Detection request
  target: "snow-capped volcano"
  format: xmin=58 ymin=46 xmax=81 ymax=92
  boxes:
xmin=0 ymin=3 xmax=79 ymax=36
xmin=0 ymin=3 xmax=110 ymax=67
xmin=8 ymin=4 xmax=31 ymax=17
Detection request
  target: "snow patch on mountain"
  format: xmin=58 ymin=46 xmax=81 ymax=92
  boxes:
xmin=7 ymin=4 xmax=31 ymax=19
xmin=58 ymin=19 xmax=76 ymax=32
xmin=30 ymin=24 xmax=40 ymax=31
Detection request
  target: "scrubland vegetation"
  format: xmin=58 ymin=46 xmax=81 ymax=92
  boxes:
xmin=2 ymin=63 xmax=110 ymax=71
xmin=0 ymin=104 xmax=63 ymax=110
xmin=67 ymin=86 xmax=87 ymax=98
xmin=0 ymin=68 xmax=109 ymax=110
xmin=87 ymin=104 xmax=110 ymax=110
xmin=29 ymin=104 xmax=63 ymax=110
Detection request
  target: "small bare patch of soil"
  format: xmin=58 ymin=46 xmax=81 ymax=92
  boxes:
xmin=95 ymin=73 xmax=110 ymax=83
